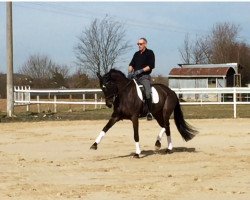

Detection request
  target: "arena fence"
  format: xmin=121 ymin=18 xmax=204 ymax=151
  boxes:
xmin=14 ymin=86 xmax=250 ymax=118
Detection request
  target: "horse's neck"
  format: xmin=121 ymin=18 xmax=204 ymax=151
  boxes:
xmin=117 ymin=80 xmax=135 ymax=97
xmin=116 ymin=79 xmax=130 ymax=91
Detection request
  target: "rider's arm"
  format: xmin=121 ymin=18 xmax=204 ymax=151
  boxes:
xmin=142 ymin=66 xmax=151 ymax=72
xmin=128 ymin=65 xmax=134 ymax=73
xmin=144 ymin=50 xmax=155 ymax=72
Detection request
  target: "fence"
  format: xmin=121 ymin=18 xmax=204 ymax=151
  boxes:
xmin=14 ymin=86 xmax=250 ymax=118
xmin=14 ymin=86 xmax=105 ymax=113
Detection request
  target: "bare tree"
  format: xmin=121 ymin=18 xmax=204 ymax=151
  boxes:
xmin=75 ymin=16 xmax=131 ymax=75
xmin=19 ymin=54 xmax=55 ymax=79
xmin=19 ymin=54 xmax=69 ymax=88
xmin=179 ymin=34 xmax=192 ymax=64
xmin=210 ymin=22 xmax=240 ymax=63
xmin=179 ymin=22 xmax=250 ymax=85
xmin=192 ymin=36 xmax=212 ymax=64
xmin=179 ymin=23 xmax=240 ymax=64
xmin=68 ymin=68 xmax=90 ymax=88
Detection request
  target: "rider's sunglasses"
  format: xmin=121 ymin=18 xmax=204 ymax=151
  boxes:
xmin=137 ymin=42 xmax=144 ymax=46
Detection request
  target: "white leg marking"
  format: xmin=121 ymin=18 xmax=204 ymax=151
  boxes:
xmin=157 ymin=128 xmax=166 ymax=141
xmin=135 ymin=142 xmax=141 ymax=155
xmin=167 ymin=136 xmax=173 ymax=150
xmin=95 ymin=131 xmax=106 ymax=144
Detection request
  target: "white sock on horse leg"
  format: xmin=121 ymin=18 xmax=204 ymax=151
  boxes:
xmin=167 ymin=136 xmax=173 ymax=150
xmin=157 ymin=128 xmax=166 ymax=141
xmin=135 ymin=142 xmax=141 ymax=154
xmin=95 ymin=131 xmax=106 ymax=144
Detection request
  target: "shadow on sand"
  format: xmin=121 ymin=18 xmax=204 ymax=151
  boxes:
xmin=97 ymin=147 xmax=197 ymax=161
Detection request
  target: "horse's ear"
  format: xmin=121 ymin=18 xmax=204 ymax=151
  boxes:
xmin=96 ymin=72 xmax=102 ymax=79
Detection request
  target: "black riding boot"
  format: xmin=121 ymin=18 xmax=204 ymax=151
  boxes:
xmin=146 ymin=97 xmax=153 ymax=121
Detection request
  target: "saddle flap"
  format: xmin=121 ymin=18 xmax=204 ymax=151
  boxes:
xmin=133 ymin=79 xmax=159 ymax=104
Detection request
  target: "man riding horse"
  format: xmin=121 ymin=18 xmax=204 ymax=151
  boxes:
xmin=128 ymin=37 xmax=155 ymax=121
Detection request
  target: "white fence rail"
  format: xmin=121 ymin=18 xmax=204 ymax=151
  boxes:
xmin=14 ymin=86 xmax=105 ymax=113
xmin=14 ymin=86 xmax=250 ymax=118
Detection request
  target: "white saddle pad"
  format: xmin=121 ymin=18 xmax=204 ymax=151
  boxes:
xmin=133 ymin=79 xmax=159 ymax=104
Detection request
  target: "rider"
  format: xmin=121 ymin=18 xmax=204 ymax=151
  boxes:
xmin=128 ymin=37 xmax=155 ymax=121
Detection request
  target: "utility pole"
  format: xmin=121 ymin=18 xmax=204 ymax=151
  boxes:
xmin=6 ymin=2 xmax=14 ymax=117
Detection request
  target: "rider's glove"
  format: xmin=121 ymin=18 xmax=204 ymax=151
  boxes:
xmin=134 ymin=69 xmax=144 ymax=76
xmin=127 ymin=72 xmax=135 ymax=79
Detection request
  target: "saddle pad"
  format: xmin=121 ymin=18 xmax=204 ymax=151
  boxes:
xmin=133 ymin=79 xmax=159 ymax=104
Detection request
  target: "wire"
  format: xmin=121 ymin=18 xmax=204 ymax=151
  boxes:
xmin=14 ymin=2 xmax=209 ymax=36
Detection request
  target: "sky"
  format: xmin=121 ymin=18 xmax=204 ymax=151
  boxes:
xmin=1 ymin=1 xmax=250 ymax=76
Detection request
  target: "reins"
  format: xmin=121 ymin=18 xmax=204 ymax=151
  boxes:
xmin=105 ymin=79 xmax=133 ymax=100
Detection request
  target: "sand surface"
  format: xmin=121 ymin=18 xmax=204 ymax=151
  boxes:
xmin=0 ymin=119 xmax=249 ymax=200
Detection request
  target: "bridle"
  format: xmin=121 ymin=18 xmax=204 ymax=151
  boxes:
xmin=102 ymin=79 xmax=132 ymax=104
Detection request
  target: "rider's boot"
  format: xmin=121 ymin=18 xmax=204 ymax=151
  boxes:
xmin=146 ymin=97 xmax=153 ymax=121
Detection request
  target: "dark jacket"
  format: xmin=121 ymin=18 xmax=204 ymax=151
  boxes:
xmin=129 ymin=48 xmax=155 ymax=75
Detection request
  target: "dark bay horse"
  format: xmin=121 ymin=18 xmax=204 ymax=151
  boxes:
xmin=90 ymin=69 xmax=197 ymax=158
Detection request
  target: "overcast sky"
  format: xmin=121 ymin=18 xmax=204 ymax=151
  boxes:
xmin=1 ymin=2 xmax=250 ymax=76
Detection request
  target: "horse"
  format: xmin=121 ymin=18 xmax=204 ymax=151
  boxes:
xmin=90 ymin=69 xmax=197 ymax=158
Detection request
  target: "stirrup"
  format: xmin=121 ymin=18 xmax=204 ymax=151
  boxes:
xmin=146 ymin=112 xmax=153 ymax=121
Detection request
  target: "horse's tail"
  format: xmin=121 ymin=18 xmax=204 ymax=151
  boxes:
xmin=174 ymin=100 xmax=198 ymax=141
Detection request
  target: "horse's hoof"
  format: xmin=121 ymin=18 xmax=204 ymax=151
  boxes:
xmin=133 ymin=154 xmax=140 ymax=159
xmin=90 ymin=142 xmax=98 ymax=150
xmin=165 ymin=149 xmax=173 ymax=154
xmin=155 ymin=140 xmax=161 ymax=150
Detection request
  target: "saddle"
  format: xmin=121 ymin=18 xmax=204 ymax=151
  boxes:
xmin=133 ymin=79 xmax=159 ymax=104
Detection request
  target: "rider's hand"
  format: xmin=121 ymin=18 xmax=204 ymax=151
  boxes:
xmin=127 ymin=72 xmax=135 ymax=79
xmin=134 ymin=69 xmax=144 ymax=76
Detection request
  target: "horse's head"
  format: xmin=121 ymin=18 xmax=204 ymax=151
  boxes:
xmin=97 ymin=71 xmax=118 ymax=108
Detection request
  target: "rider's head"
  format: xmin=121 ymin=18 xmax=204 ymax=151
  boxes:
xmin=137 ymin=38 xmax=147 ymax=52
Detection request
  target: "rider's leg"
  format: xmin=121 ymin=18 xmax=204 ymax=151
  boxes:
xmin=139 ymin=76 xmax=153 ymax=120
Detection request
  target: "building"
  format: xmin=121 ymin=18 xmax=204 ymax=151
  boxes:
xmin=168 ymin=63 xmax=242 ymax=101
xmin=168 ymin=63 xmax=242 ymax=89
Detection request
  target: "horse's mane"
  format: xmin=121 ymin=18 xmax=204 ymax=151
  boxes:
xmin=109 ymin=68 xmax=127 ymax=79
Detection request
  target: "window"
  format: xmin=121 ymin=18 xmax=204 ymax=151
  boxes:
xmin=208 ymin=78 xmax=216 ymax=88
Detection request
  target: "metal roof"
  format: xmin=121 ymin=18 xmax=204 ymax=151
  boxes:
xmin=178 ymin=63 xmax=238 ymax=68
xmin=169 ymin=67 xmax=235 ymax=78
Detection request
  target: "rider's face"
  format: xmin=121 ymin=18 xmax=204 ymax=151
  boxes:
xmin=137 ymin=39 xmax=146 ymax=51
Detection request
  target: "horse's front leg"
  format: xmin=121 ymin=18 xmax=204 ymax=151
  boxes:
xmin=131 ymin=116 xmax=141 ymax=158
xmin=90 ymin=116 xmax=119 ymax=150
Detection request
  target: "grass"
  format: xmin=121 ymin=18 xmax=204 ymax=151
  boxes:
xmin=0 ymin=99 xmax=250 ymax=123
xmin=182 ymin=105 xmax=250 ymax=119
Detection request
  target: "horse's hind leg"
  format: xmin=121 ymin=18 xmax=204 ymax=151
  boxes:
xmin=154 ymin=112 xmax=165 ymax=151
xmin=155 ymin=128 xmax=165 ymax=150
xmin=163 ymin=97 xmax=176 ymax=154
xmin=164 ymin=120 xmax=173 ymax=154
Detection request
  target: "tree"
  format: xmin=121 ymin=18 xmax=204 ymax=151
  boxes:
xmin=179 ymin=22 xmax=250 ymax=85
xmin=178 ymin=34 xmax=192 ymax=64
xmin=68 ymin=68 xmax=90 ymax=88
xmin=210 ymin=23 xmax=239 ymax=63
xmin=19 ymin=54 xmax=69 ymax=88
xmin=75 ymin=16 xmax=131 ymax=76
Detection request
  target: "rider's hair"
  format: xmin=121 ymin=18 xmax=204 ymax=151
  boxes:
xmin=140 ymin=37 xmax=147 ymax=43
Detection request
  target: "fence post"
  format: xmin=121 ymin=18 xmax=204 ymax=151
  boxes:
xmin=54 ymin=95 xmax=57 ymax=113
xmin=82 ymin=94 xmax=86 ymax=111
xmin=100 ymin=97 xmax=102 ymax=109
xmin=25 ymin=86 xmax=29 ymax=112
xmin=27 ymin=86 xmax=30 ymax=112
xmin=37 ymin=95 xmax=40 ymax=113
xmin=13 ymin=86 xmax=17 ymax=104
xmin=94 ymin=93 xmax=97 ymax=109
xmin=69 ymin=94 xmax=72 ymax=112
xmin=233 ymin=87 xmax=237 ymax=119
